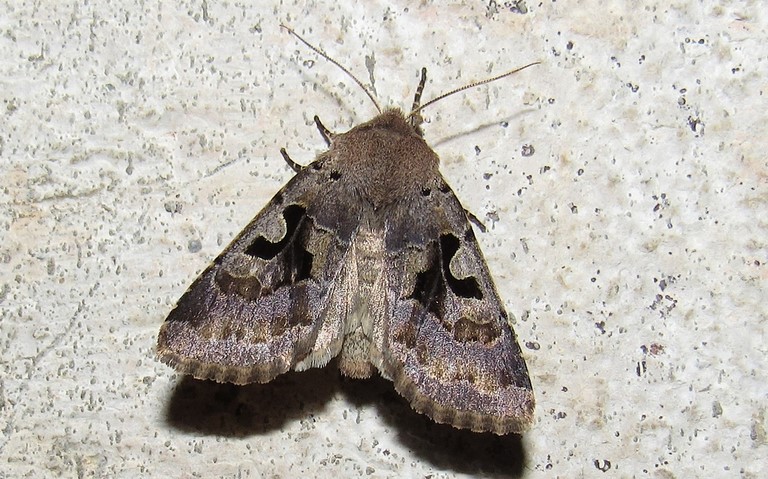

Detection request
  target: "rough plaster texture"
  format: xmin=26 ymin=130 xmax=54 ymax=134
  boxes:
xmin=1 ymin=1 xmax=766 ymax=477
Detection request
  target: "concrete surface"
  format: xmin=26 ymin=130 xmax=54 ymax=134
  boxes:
xmin=1 ymin=1 xmax=765 ymax=477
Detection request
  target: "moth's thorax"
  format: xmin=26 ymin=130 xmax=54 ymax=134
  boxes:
xmin=330 ymin=109 xmax=440 ymax=209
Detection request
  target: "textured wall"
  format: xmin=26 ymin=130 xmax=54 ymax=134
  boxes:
xmin=1 ymin=1 xmax=765 ymax=477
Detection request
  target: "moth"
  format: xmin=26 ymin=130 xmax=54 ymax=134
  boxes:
xmin=158 ymin=26 xmax=536 ymax=435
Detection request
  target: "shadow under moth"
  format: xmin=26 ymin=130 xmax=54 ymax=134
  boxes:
xmin=158 ymin=26 xmax=536 ymax=435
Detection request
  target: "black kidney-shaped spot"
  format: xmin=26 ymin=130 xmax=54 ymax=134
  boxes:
xmin=244 ymin=204 xmax=314 ymax=288
xmin=246 ymin=205 xmax=306 ymax=260
xmin=407 ymin=233 xmax=483 ymax=320
xmin=439 ymin=234 xmax=482 ymax=300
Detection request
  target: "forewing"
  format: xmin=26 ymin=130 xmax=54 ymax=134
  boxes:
xmin=373 ymin=179 xmax=534 ymax=434
xmin=157 ymin=164 xmax=361 ymax=385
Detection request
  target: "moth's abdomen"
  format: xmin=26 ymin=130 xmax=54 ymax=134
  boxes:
xmin=337 ymin=228 xmax=385 ymax=378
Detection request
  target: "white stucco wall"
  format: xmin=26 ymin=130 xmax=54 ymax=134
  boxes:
xmin=1 ymin=1 xmax=765 ymax=477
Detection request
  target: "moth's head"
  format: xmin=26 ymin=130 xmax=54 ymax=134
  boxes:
xmin=358 ymin=108 xmax=425 ymax=138
xmin=334 ymin=108 xmax=438 ymax=168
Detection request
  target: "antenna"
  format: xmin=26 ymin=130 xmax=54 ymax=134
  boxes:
xmin=406 ymin=61 xmax=540 ymax=121
xmin=280 ymin=24 xmax=382 ymax=113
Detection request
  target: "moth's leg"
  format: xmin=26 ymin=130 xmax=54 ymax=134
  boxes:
xmin=465 ymin=210 xmax=488 ymax=233
xmin=313 ymin=115 xmax=335 ymax=145
xmin=279 ymin=147 xmax=304 ymax=173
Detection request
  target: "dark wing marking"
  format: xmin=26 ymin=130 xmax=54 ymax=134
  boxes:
xmin=157 ymin=162 xmax=361 ymax=384
xmin=373 ymin=177 xmax=534 ymax=434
